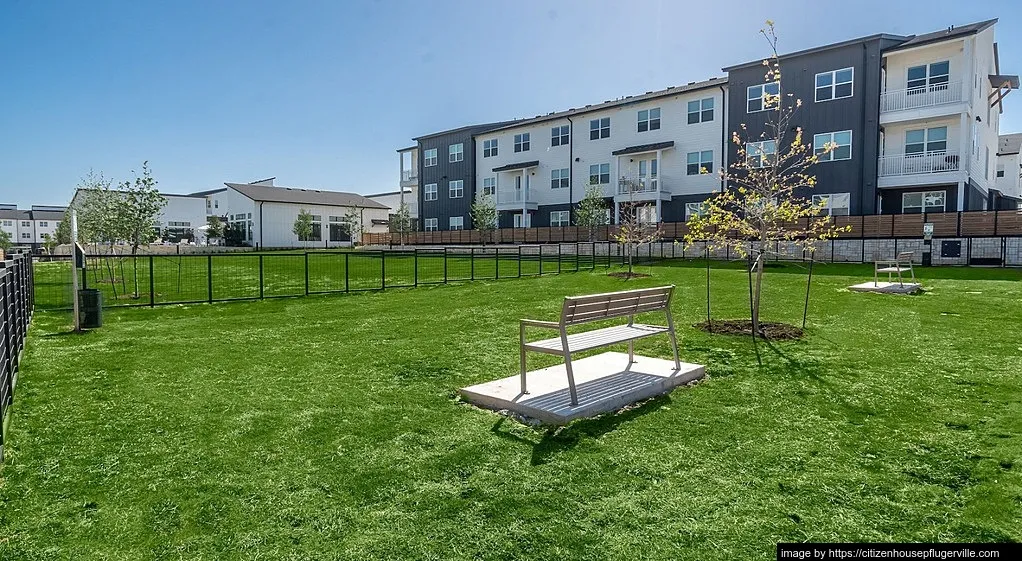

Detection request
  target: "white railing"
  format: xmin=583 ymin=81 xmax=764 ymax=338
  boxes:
xmin=880 ymin=81 xmax=963 ymax=113
xmin=401 ymin=169 xmax=418 ymax=182
xmin=497 ymin=188 xmax=534 ymax=205
xmin=617 ymin=177 xmax=659 ymax=195
xmin=878 ymin=150 xmax=961 ymax=177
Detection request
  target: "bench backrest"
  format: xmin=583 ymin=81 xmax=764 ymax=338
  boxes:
xmin=561 ymin=286 xmax=674 ymax=326
xmin=896 ymin=251 xmax=914 ymax=263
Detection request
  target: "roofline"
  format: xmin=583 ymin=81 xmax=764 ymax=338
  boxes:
xmin=223 ymin=183 xmax=389 ymax=209
xmin=477 ymin=77 xmax=728 ymax=135
xmin=412 ymin=121 xmax=516 ymax=142
xmin=882 ymin=18 xmax=998 ymax=54
xmin=723 ymin=33 xmax=908 ymax=72
xmin=395 ymin=146 xmax=417 ymax=153
xmin=248 ymin=176 xmax=276 ymax=184
xmin=364 ymin=188 xmax=413 ymax=197
xmin=72 ymin=187 xmax=204 ymax=199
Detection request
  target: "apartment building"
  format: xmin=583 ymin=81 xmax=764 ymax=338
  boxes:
xmin=473 ymin=78 xmax=728 ymax=228
xmin=995 ymin=133 xmax=1022 ymax=205
xmin=415 ymin=122 xmax=513 ymax=232
xmin=0 ymin=205 xmax=66 ymax=252
xmin=724 ymin=18 xmax=1016 ymax=216
xmin=69 ymin=189 xmax=206 ymax=243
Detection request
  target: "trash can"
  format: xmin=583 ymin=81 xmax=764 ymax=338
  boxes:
xmin=79 ymin=288 xmax=102 ymax=329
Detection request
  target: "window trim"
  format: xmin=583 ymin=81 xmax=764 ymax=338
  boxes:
xmin=686 ymin=150 xmax=713 ymax=175
xmin=747 ymin=82 xmax=780 ymax=113
xmin=551 ymin=168 xmax=569 ymax=189
xmin=905 ymin=126 xmax=948 ymax=155
xmin=448 ymin=143 xmax=464 ymax=163
xmin=424 ymin=217 xmax=438 ymax=231
xmin=589 ymin=117 xmax=610 ymax=140
xmin=424 ymin=148 xmax=437 ymax=167
xmin=637 ymin=107 xmax=661 ymax=132
xmin=424 ymin=183 xmax=438 ymax=201
xmin=483 ymin=139 xmax=498 ymax=158
xmin=907 ymin=61 xmax=950 ymax=93
xmin=901 ymin=190 xmax=946 ymax=214
xmin=551 ymin=125 xmax=569 ymax=146
xmin=589 ymin=163 xmax=610 ymax=185
xmin=685 ymin=202 xmax=707 ymax=221
xmin=745 ymin=141 xmax=776 ymax=168
xmin=514 ymin=133 xmax=530 ymax=153
xmin=550 ymin=210 xmax=570 ymax=227
xmin=482 ymin=177 xmax=496 ymax=196
xmin=813 ymin=130 xmax=853 ymax=162
xmin=811 ymin=193 xmax=851 ymax=216
xmin=448 ymin=179 xmax=464 ymax=198
xmin=449 ymin=216 xmax=464 ymax=231
xmin=814 ymin=67 xmax=854 ymax=102
xmin=687 ymin=97 xmax=714 ymax=124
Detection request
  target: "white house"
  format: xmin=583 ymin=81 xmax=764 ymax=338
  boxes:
xmin=222 ymin=181 xmax=389 ymax=247
xmin=0 ymin=204 xmax=65 ymax=252
xmin=995 ymin=133 xmax=1022 ymax=207
xmin=472 ymin=77 xmax=728 ymax=227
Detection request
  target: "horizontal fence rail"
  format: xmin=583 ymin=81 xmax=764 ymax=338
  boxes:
xmin=1 ymin=253 xmax=34 ymax=463
xmin=367 ymin=209 xmax=1022 ymax=246
xmin=33 ymin=244 xmax=630 ymax=312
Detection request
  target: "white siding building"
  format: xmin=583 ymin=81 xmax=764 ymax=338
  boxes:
xmin=68 ymin=189 xmax=206 ymax=243
xmin=995 ymin=133 xmax=1022 ymax=207
xmin=366 ymin=188 xmax=418 ymax=228
xmin=0 ymin=205 xmax=65 ymax=252
xmin=472 ymin=77 xmax=727 ymax=227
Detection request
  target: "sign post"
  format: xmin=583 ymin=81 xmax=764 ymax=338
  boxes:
xmin=922 ymin=222 xmax=934 ymax=266
xmin=71 ymin=210 xmax=80 ymax=332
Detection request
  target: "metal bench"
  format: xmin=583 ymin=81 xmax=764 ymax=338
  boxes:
xmin=875 ymin=251 xmax=916 ymax=286
xmin=519 ymin=286 xmax=680 ymax=406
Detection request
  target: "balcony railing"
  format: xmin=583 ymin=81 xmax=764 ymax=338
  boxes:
xmin=401 ymin=169 xmax=418 ymax=182
xmin=878 ymin=150 xmax=961 ymax=177
xmin=880 ymin=81 xmax=963 ymax=113
xmin=497 ymin=188 xmax=535 ymax=205
xmin=617 ymin=177 xmax=659 ymax=196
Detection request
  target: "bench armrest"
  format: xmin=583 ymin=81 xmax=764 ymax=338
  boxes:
xmin=520 ymin=319 xmax=561 ymax=329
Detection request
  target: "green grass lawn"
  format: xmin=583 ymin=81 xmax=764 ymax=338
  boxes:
xmin=32 ymin=248 xmax=603 ymax=310
xmin=3 ymin=262 xmax=1021 ymax=559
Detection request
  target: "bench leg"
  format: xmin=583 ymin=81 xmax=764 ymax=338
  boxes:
xmin=666 ymin=308 xmax=680 ymax=370
xmin=627 ymin=340 xmax=634 ymax=367
xmin=897 ymin=268 xmax=903 ymax=287
xmin=563 ymin=351 xmax=579 ymax=406
xmin=519 ymin=323 xmax=528 ymax=395
xmin=874 ymin=265 xmax=878 ymax=287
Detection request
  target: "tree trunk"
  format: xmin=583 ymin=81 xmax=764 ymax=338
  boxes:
xmin=752 ymin=241 xmax=765 ymax=336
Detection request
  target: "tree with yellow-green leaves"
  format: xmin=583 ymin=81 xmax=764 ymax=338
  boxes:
xmin=684 ymin=21 xmax=848 ymax=336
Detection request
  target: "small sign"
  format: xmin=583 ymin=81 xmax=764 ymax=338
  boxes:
xmin=923 ymin=223 xmax=934 ymax=240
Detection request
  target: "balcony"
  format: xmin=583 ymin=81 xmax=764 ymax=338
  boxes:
xmin=615 ymin=177 xmax=671 ymax=202
xmin=496 ymin=188 xmax=538 ymax=211
xmin=401 ymin=169 xmax=418 ymax=182
xmin=878 ymin=150 xmax=965 ymax=188
xmin=879 ymin=81 xmax=965 ymax=123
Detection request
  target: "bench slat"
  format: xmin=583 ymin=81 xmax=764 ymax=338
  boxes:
xmin=524 ymin=324 xmax=669 ymax=354
xmin=562 ymin=287 xmax=673 ymax=325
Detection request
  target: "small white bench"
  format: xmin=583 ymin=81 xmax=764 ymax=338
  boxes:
xmin=875 ymin=251 xmax=916 ymax=286
xmin=519 ymin=286 xmax=680 ymax=406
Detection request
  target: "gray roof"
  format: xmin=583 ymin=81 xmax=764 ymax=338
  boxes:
xmin=999 ymin=133 xmax=1022 ymax=156
xmin=364 ymin=188 xmax=413 ymax=198
xmin=0 ymin=210 xmax=27 ymax=220
xmin=188 ymin=188 xmax=228 ymax=197
xmin=412 ymin=121 xmax=517 ymax=142
xmin=884 ymin=19 xmax=997 ymax=53
xmin=225 ymin=183 xmax=388 ymax=209
xmin=723 ymin=34 xmax=907 ymax=72
xmin=481 ymin=77 xmax=727 ymax=134
xmin=31 ymin=210 xmax=65 ymax=221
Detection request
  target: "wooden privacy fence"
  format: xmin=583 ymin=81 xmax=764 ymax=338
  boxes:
xmin=1 ymin=254 xmax=34 ymax=463
xmin=366 ymin=210 xmax=1022 ymax=245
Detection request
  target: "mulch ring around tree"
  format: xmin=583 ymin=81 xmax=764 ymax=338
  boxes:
xmin=693 ymin=320 xmax=804 ymax=340
xmin=608 ymin=272 xmax=652 ymax=279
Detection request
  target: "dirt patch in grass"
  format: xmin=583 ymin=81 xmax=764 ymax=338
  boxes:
xmin=693 ymin=319 xmax=804 ymax=340
xmin=608 ymin=272 xmax=651 ymax=279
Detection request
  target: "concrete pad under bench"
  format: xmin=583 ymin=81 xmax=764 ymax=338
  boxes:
xmin=459 ymin=351 xmax=704 ymax=425
xmin=848 ymin=281 xmax=922 ymax=294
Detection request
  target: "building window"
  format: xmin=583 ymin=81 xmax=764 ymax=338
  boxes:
xmin=815 ymin=68 xmax=853 ymax=102
xmin=307 ymin=215 xmax=322 ymax=242
xmin=551 ymin=125 xmax=569 ymax=146
xmin=747 ymin=82 xmax=779 ymax=113
xmin=685 ymin=202 xmax=707 ymax=221
xmin=902 ymin=191 xmax=945 ymax=214
xmin=449 ymin=216 xmax=464 ymax=230
xmin=483 ymin=139 xmax=498 ymax=158
xmin=687 ymin=98 xmax=714 ymax=124
xmin=550 ymin=168 xmax=569 ymax=189
xmin=214 ymin=200 xmax=219 ymax=209
xmin=328 ymin=216 xmax=348 ymax=242
xmin=424 ymin=183 xmax=437 ymax=201
xmin=746 ymin=141 xmax=776 ymax=168
xmin=637 ymin=206 xmax=657 ymax=224
xmin=589 ymin=163 xmax=610 ymax=185
xmin=513 ymin=213 xmax=530 ymax=228
xmin=21 ymin=221 xmax=31 ymax=227
xmin=424 ymin=148 xmax=437 ymax=167
xmin=686 ymin=151 xmax=713 ymax=175
xmin=812 ymin=193 xmax=850 ymax=216
xmin=39 ymin=221 xmax=49 ymax=227
xmin=550 ymin=210 xmax=570 ymax=227
xmin=514 ymin=133 xmax=530 ymax=152
xmin=449 ymin=143 xmax=464 ymax=163
xmin=482 ymin=177 xmax=495 ymax=196
xmin=905 ymin=127 xmax=947 ymax=154
xmin=813 ymin=131 xmax=852 ymax=161
xmin=1 ymin=220 xmax=11 ymax=226
xmin=637 ymin=108 xmax=660 ymax=132
xmin=424 ymin=218 xmax=438 ymax=231
xmin=448 ymin=179 xmax=464 ymax=198
xmin=907 ymin=61 xmax=950 ymax=93
xmin=21 ymin=233 xmax=31 ymax=239
xmin=589 ymin=117 xmax=610 ymax=140
xmin=997 ymin=166 xmax=1005 ymax=178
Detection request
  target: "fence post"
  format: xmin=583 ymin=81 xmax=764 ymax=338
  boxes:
xmin=414 ymin=249 xmax=418 ymax=287
xmin=207 ymin=254 xmax=213 ymax=303
xmin=575 ymin=242 xmax=579 ymax=272
xmin=344 ymin=253 xmax=350 ymax=293
xmin=470 ymin=248 xmax=475 ymax=281
xmin=495 ymin=248 xmax=500 ymax=280
xmin=259 ymin=255 xmax=264 ymax=299
xmin=518 ymin=246 xmax=522 ymax=278
xmin=381 ymin=251 xmax=386 ymax=290
xmin=148 ymin=255 xmax=155 ymax=307
xmin=539 ymin=246 xmax=544 ymax=275
xmin=304 ymin=252 xmax=310 ymax=295
xmin=443 ymin=247 xmax=448 ymax=283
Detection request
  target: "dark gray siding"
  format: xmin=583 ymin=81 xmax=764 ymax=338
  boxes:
xmin=878 ymin=185 xmax=957 ymax=214
xmin=726 ymin=37 xmax=892 ymax=215
xmin=417 ymin=130 xmax=478 ymax=231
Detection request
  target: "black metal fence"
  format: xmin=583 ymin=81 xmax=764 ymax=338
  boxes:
xmin=1 ymin=253 xmax=34 ymax=462
xmin=33 ymin=243 xmax=634 ymax=311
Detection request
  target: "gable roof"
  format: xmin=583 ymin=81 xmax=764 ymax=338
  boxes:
xmin=479 ymin=77 xmax=727 ymax=135
xmin=188 ymin=188 xmax=228 ymax=197
xmin=31 ymin=210 xmax=65 ymax=221
xmin=723 ymin=33 xmax=908 ymax=72
xmin=225 ymin=183 xmax=388 ymax=209
xmin=884 ymin=19 xmax=997 ymax=53
xmin=999 ymin=133 xmax=1022 ymax=156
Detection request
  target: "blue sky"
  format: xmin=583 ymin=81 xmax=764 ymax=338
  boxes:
xmin=1 ymin=0 xmax=1018 ymax=207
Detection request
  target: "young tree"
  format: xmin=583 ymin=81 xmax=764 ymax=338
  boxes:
xmin=0 ymin=228 xmax=11 ymax=254
xmin=206 ymin=215 xmax=225 ymax=244
xmin=341 ymin=207 xmax=363 ymax=246
xmin=574 ymin=182 xmax=609 ymax=241
xmin=41 ymin=233 xmax=57 ymax=254
xmin=293 ymin=209 xmax=314 ymax=247
xmin=470 ymin=193 xmax=498 ymax=245
xmin=684 ymin=21 xmax=848 ymax=335
xmin=74 ymin=170 xmax=120 ymax=250
xmin=613 ymin=180 xmax=662 ymax=277
xmin=391 ymin=202 xmax=413 ymax=246
xmin=54 ymin=216 xmax=72 ymax=245
xmin=117 ymin=162 xmax=166 ymax=255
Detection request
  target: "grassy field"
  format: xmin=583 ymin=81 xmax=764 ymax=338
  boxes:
xmin=3 ymin=262 xmax=1021 ymax=559
xmin=33 ymin=248 xmax=606 ymax=310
